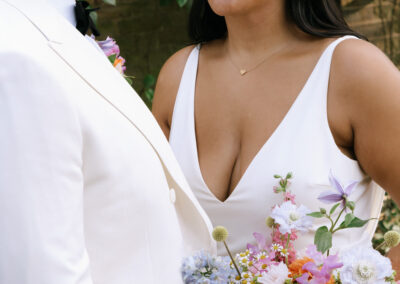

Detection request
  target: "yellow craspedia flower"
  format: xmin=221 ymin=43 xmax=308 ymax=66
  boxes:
xmin=384 ymin=231 xmax=400 ymax=248
xmin=212 ymin=226 xmax=229 ymax=242
xmin=266 ymin=217 xmax=275 ymax=228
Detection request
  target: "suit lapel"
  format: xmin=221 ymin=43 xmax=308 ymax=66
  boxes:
xmin=49 ymin=39 xmax=195 ymax=196
xmin=4 ymin=0 xmax=202 ymax=204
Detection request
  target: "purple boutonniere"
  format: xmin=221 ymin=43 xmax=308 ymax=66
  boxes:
xmin=91 ymin=35 xmax=134 ymax=85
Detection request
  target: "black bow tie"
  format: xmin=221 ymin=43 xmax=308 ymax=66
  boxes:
xmin=75 ymin=0 xmax=101 ymax=36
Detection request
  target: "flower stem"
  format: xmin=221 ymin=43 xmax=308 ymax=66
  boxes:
xmin=330 ymin=206 xmax=346 ymax=233
xmin=376 ymin=241 xmax=387 ymax=251
xmin=285 ymin=233 xmax=291 ymax=265
xmin=327 ymin=215 xmax=335 ymax=229
xmin=223 ymin=241 xmax=241 ymax=279
xmin=327 ymin=205 xmax=346 ymax=256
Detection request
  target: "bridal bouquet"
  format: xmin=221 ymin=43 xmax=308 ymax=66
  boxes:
xmin=181 ymin=172 xmax=400 ymax=284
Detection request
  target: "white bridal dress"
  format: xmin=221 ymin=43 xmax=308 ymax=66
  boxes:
xmin=169 ymin=36 xmax=385 ymax=255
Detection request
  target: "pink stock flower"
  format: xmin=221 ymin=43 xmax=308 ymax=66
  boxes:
xmin=284 ymin=191 xmax=296 ymax=204
xmin=271 ymin=227 xmax=297 ymax=263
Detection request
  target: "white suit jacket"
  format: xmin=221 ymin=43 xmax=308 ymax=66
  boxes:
xmin=0 ymin=0 xmax=216 ymax=283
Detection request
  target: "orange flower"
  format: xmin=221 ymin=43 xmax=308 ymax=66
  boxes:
xmin=289 ymin=257 xmax=313 ymax=278
xmin=326 ymin=276 xmax=335 ymax=284
xmin=113 ymin=56 xmax=126 ymax=75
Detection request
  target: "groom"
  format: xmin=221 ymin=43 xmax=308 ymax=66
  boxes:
xmin=0 ymin=0 xmax=215 ymax=283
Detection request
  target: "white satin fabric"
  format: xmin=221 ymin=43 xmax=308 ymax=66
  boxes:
xmin=0 ymin=1 xmax=215 ymax=283
xmin=169 ymin=36 xmax=385 ymax=256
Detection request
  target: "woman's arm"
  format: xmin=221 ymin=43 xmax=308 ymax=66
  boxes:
xmin=152 ymin=45 xmax=195 ymax=139
xmin=330 ymin=39 xmax=400 ymax=203
xmin=330 ymin=39 xmax=400 ymax=270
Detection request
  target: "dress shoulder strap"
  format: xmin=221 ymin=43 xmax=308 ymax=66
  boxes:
xmin=298 ymin=35 xmax=359 ymax=109
xmin=309 ymin=35 xmax=359 ymax=91
xmin=169 ymin=44 xmax=200 ymax=143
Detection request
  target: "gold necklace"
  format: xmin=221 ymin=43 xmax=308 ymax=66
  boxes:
xmin=226 ymin=45 xmax=285 ymax=76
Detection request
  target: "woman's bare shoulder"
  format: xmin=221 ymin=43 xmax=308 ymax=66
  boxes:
xmin=331 ymin=38 xmax=399 ymax=92
xmin=152 ymin=45 xmax=197 ymax=136
xmin=330 ymin=38 xmax=400 ymax=111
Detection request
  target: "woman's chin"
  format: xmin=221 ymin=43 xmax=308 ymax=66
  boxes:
xmin=208 ymin=0 xmax=266 ymax=17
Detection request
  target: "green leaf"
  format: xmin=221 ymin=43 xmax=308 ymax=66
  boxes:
xmin=344 ymin=213 xmax=355 ymax=227
xmin=314 ymin=226 xmax=332 ymax=253
xmin=103 ymin=0 xmax=117 ymax=5
xmin=308 ymin=212 xmax=324 ymax=218
xmin=176 ymin=0 xmax=188 ymax=7
xmin=143 ymin=74 xmax=156 ymax=88
xmin=108 ymin=54 xmax=117 ymax=64
xmin=340 ymin=216 xmax=371 ymax=229
xmin=145 ymin=88 xmax=155 ymax=102
xmin=274 ymin=174 xmax=281 ymax=179
xmin=347 ymin=217 xmax=371 ymax=228
xmin=125 ymin=76 xmax=133 ymax=85
xmin=330 ymin=203 xmax=341 ymax=215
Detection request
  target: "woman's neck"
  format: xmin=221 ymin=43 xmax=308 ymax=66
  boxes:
xmin=46 ymin=0 xmax=76 ymax=26
xmin=224 ymin=1 xmax=300 ymax=60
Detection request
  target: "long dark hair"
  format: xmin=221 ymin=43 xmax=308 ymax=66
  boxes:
xmin=188 ymin=0 xmax=366 ymax=43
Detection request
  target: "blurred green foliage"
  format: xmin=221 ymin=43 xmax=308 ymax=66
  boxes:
xmin=374 ymin=194 xmax=400 ymax=253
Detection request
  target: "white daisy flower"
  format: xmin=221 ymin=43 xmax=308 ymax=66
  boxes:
xmin=339 ymin=245 xmax=393 ymax=284
xmin=255 ymin=251 xmax=269 ymax=261
xmin=280 ymin=248 xmax=288 ymax=257
xmin=270 ymin=243 xmax=283 ymax=252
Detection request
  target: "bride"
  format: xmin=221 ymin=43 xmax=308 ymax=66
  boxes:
xmin=152 ymin=0 xmax=400 ymax=261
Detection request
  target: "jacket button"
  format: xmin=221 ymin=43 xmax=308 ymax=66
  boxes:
xmin=169 ymin=188 xmax=176 ymax=204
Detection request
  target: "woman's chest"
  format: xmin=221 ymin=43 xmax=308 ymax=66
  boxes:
xmin=193 ymin=66 xmax=354 ymax=201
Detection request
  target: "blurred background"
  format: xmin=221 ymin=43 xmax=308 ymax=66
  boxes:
xmin=91 ymin=0 xmax=400 ymax=248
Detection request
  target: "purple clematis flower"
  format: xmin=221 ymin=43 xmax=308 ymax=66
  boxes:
xmin=318 ymin=171 xmax=358 ymax=208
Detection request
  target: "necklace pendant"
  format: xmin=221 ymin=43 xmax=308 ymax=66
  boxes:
xmin=240 ymin=69 xmax=247 ymax=76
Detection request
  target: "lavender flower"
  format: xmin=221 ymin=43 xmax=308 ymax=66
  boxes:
xmin=96 ymin=36 xmax=120 ymax=57
xmin=181 ymin=250 xmax=235 ymax=283
xmin=318 ymin=171 xmax=358 ymax=207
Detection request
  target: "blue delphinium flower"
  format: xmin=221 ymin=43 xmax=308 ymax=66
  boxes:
xmin=181 ymin=250 xmax=235 ymax=283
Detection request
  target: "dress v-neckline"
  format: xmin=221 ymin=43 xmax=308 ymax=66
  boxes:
xmin=190 ymin=39 xmax=338 ymax=204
